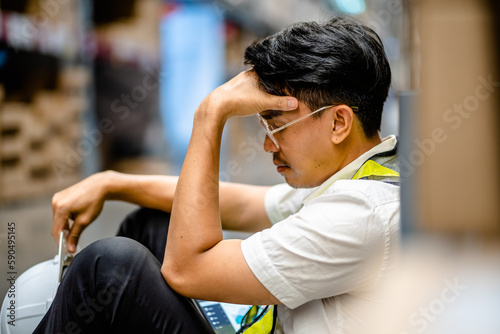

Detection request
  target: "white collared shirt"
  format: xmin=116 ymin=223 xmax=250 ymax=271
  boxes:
xmin=241 ymin=135 xmax=400 ymax=333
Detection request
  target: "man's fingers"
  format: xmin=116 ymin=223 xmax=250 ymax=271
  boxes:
xmin=253 ymin=95 xmax=298 ymax=116
xmin=254 ymin=83 xmax=298 ymax=112
xmin=275 ymin=96 xmax=298 ymax=111
xmin=241 ymin=70 xmax=299 ymax=113
xmin=52 ymin=206 xmax=69 ymax=244
xmin=67 ymin=217 xmax=87 ymax=253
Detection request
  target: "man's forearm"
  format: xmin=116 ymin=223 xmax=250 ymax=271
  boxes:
xmin=166 ymin=108 xmax=228 ymax=259
xmin=160 ymin=71 xmax=296 ymax=303
xmin=219 ymin=182 xmax=271 ymax=232
xmin=103 ymin=170 xmax=178 ymax=212
xmin=101 ymin=170 xmax=272 ymax=232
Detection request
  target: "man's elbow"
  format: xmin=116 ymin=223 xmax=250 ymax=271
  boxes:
xmin=161 ymin=261 xmax=194 ymax=297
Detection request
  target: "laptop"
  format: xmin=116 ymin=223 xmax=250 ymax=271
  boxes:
xmin=193 ymin=299 xmax=257 ymax=334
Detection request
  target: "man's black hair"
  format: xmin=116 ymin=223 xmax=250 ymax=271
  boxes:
xmin=244 ymin=16 xmax=391 ymax=138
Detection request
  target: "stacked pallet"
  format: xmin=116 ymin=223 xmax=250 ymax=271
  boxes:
xmin=0 ymin=66 xmax=90 ymax=202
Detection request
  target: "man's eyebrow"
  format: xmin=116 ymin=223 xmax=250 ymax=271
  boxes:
xmin=260 ymin=110 xmax=283 ymax=120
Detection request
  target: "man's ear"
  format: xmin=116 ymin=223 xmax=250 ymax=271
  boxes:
xmin=330 ymin=105 xmax=354 ymax=144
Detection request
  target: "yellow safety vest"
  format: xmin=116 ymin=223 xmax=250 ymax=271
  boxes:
xmin=237 ymin=305 xmax=276 ymax=334
xmin=352 ymin=159 xmax=400 ymax=183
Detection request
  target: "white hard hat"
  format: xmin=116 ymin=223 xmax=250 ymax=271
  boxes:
xmin=0 ymin=256 xmax=59 ymax=334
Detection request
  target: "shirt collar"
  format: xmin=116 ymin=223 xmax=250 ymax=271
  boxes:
xmin=303 ymin=135 xmax=398 ymax=204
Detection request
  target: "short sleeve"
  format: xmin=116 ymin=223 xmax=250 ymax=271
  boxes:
xmin=243 ymin=182 xmax=397 ymax=309
xmin=264 ymin=183 xmax=315 ymax=224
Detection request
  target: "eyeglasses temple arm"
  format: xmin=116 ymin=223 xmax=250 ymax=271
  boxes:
xmin=269 ymin=105 xmax=333 ymax=135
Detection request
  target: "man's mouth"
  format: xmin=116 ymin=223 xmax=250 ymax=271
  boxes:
xmin=273 ymin=158 xmax=290 ymax=174
xmin=276 ymin=165 xmax=289 ymax=173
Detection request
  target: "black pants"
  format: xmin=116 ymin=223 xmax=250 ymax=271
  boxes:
xmin=33 ymin=208 xmax=214 ymax=334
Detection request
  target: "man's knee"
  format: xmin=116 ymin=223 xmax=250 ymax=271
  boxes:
xmin=70 ymin=237 xmax=155 ymax=277
xmin=86 ymin=236 xmax=148 ymax=259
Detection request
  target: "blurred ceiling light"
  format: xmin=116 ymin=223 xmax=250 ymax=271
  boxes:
xmin=334 ymin=0 xmax=366 ymax=15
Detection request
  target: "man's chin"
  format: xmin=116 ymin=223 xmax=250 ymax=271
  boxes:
xmin=280 ymin=168 xmax=323 ymax=189
xmin=284 ymin=177 xmax=319 ymax=189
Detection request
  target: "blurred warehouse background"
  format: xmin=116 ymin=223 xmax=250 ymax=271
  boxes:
xmin=0 ymin=0 xmax=500 ymax=332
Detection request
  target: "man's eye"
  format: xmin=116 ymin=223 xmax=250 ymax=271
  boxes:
xmin=268 ymin=121 xmax=284 ymax=130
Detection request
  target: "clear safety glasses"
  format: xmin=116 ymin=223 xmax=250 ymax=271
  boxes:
xmin=258 ymin=105 xmax=342 ymax=149
xmin=258 ymin=105 xmax=359 ymax=149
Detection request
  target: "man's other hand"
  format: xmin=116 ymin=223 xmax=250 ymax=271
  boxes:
xmin=51 ymin=171 xmax=110 ymax=252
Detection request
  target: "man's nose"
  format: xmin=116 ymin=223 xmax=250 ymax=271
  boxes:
xmin=263 ymin=135 xmax=279 ymax=153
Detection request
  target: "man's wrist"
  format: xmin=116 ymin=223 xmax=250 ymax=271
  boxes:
xmin=195 ymin=92 xmax=233 ymax=124
xmin=99 ymin=170 xmax=122 ymax=201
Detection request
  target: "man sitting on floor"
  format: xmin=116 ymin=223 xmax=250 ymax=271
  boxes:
xmin=35 ymin=16 xmax=399 ymax=334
